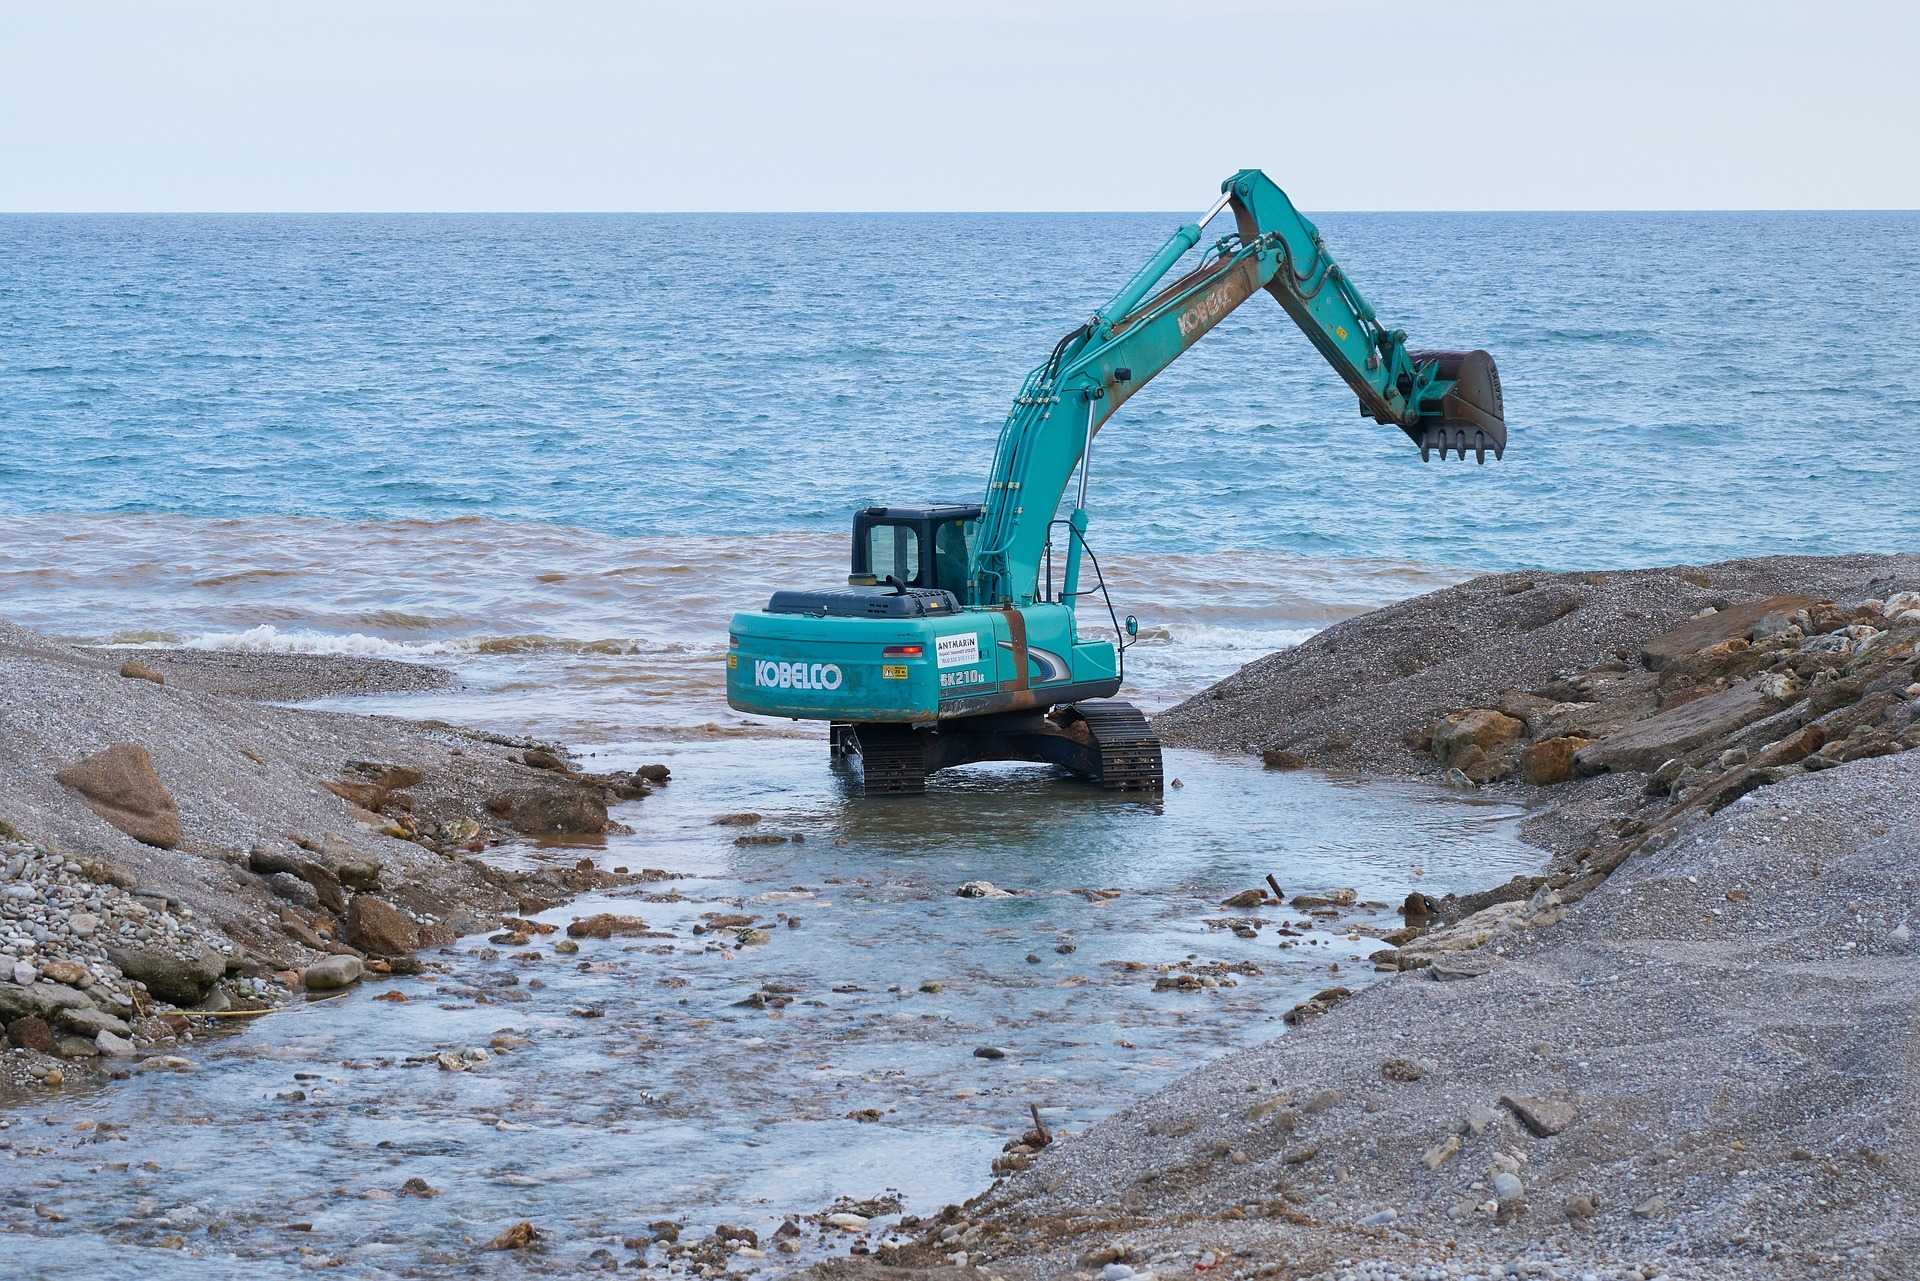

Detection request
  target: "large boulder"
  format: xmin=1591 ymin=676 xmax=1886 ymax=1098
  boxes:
xmin=1429 ymin=708 xmax=1525 ymax=781
xmin=1640 ymin=594 xmax=1820 ymax=670
xmin=495 ymin=787 xmax=608 ymax=837
xmin=106 ymin=944 xmax=225 ymax=1006
xmin=0 ymin=979 xmax=93 ymax=1022
xmin=346 ymin=894 xmax=418 ymax=956
xmin=54 ymin=743 xmax=182 ymax=849
xmin=1520 ymin=736 xmax=1590 ymax=786
xmin=1574 ymin=677 xmax=1792 ymax=775
xmin=302 ymin=955 xmax=363 ymax=990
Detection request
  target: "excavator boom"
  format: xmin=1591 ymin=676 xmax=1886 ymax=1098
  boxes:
xmin=971 ymin=169 xmax=1505 ymax=608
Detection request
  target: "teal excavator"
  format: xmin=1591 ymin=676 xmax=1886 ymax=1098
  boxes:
xmin=726 ymin=169 xmax=1506 ymax=794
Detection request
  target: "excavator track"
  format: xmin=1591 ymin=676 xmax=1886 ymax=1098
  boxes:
xmin=849 ymin=723 xmax=929 ymax=796
xmin=1071 ymin=701 xmax=1164 ymax=791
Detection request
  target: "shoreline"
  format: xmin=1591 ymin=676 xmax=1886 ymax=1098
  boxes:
xmin=5 ymin=549 xmax=1917 ymax=1279
xmin=0 ymin=621 xmax=668 ymax=1100
xmin=829 ymin=551 xmax=1920 ymax=1280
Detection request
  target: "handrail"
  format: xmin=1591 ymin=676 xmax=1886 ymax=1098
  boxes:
xmin=1043 ymin=517 xmax=1129 ymax=686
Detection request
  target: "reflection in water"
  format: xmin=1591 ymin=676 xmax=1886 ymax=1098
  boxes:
xmin=1 ymin=740 xmax=1536 ymax=1280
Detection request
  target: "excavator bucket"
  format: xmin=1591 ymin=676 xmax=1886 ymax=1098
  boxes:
xmin=1409 ymin=349 xmax=1506 ymax=463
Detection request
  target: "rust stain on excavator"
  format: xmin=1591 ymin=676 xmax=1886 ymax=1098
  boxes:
xmin=1103 ymin=257 xmax=1260 ymax=418
xmin=998 ymin=606 xmax=1032 ymax=694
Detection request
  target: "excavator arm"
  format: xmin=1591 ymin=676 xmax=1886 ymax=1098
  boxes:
xmin=969 ymin=168 xmax=1505 ymax=608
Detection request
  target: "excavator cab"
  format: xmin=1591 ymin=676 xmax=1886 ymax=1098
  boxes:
xmin=847 ymin=504 xmax=980 ymax=596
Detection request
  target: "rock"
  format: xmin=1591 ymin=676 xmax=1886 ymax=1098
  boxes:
xmin=1575 ymin=675 xmax=1794 ymax=775
xmin=399 ymin=1177 xmax=440 ymax=1198
xmin=95 ymin=1029 xmax=136 ymax=1058
xmin=522 ymin=747 xmax=567 ymax=771
xmin=1220 ymin=888 xmax=1267 ymax=908
xmin=498 ymin=787 xmax=607 ymax=836
xmin=1396 ymin=901 xmax=1529 ymax=968
xmin=10 ymin=960 xmax=37 ymax=986
xmin=56 ymin=1035 xmax=100 ymax=1058
xmin=1642 ymin=594 xmax=1821 ymax=669
xmin=711 ymin=812 xmax=762 ymax=826
xmin=302 ymin=955 xmax=363 ymax=991
xmin=1520 ymin=736 xmax=1589 ymax=785
xmin=1357 ymin=1209 xmax=1397 ymax=1228
xmin=266 ymin=871 xmax=320 ymax=907
xmin=248 ymin=845 xmax=303 ymax=876
xmin=0 ymin=979 xmax=88 ymax=1022
xmin=1501 ymin=1093 xmax=1577 ymax=1137
xmin=566 ymin=913 xmax=650 ymax=940
xmin=1101 ymin=1263 xmax=1136 ymax=1280
xmin=119 ymin=659 xmax=165 ymax=684
xmin=1632 ymin=1195 xmax=1666 ymax=1218
xmin=55 ymin=743 xmax=183 ymax=849
xmin=1429 ymin=709 xmax=1525 ymax=773
xmin=485 ymin=1221 xmax=542 ymax=1250
xmin=1261 ymin=749 xmax=1307 ymax=770
xmin=824 ymin=1213 xmax=868 ymax=1231
xmin=6 ymin=1014 xmax=57 ymax=1053
xmin=347 ymin=895 xmax=418 ymax=956
xmin=1465 ymin=1105 xmax=1502 ymax=1136
xmin=1283 ymin=986 xmax=1352 ymax=1026
xmin=1423 ymin=1135 xmax=1462 ymax=1170
xmin=57 ymin=1006 xmax=132 ymax=1038
xmin=1293 ymin=887 xmax=1356 ymax=908
xmin=335 ymin=860 xmax=382 ymax=891
xmin=107 ymin=944 xmax=225 ymax=1006
xmin=973 ymin=1045 xmax=1007 ymax=1060
xmin=1492 ymin=1172 xmax=1524 ymax=1203
xmin=1427 ymin=952 xmax=1498 ymax=982
xmin=40 ymin=959 xmax=91 ymax=987
xmin=296 ymin=861 xmax=348 ymax=913
xmin=955 ymin=880 xmax=1013 ymax=898
xmin=636 ymin=763 xmax=671 ymax=783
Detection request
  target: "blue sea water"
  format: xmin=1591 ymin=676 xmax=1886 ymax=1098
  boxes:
xmin=4 ymin=210 xmax=1916 ymax=571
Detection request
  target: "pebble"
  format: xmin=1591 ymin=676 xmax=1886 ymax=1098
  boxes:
xmin=1492 ymin=1172 xmax=1524 ymax=1203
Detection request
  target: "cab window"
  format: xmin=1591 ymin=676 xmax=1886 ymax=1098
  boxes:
xmin=932 ymin=518 xmax=973 ymax=592
xmin=868 ymin=524 xmax=920 ymax=585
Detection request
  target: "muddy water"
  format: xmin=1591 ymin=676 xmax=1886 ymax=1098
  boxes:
xmin=1 ymin=734 xmax=1536 ymax=1280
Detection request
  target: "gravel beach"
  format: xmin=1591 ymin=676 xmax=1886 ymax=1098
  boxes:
xmin=837 ymin=553 xmax=1920 ymax=1281
xmin=0 ymin=620 xmax=664 ymax=1097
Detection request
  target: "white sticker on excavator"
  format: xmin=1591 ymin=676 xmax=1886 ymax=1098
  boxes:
xmin=936 ymin=634 xmax=979 ymax=669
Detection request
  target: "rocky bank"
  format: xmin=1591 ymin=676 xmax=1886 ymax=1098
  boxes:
xmin=832 ymin=553 xmax=1920 ymax=1281
xmin=0 ymin=621 xmax=668 ymax=1096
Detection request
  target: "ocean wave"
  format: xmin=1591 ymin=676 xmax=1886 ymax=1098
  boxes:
xmin=177 ymin=625 xmax=462 ymax=658
xmin=168 ymin=624 xmax=704 ymax=659
xmin=1100 ymin=622 xmax=1319 ymax=652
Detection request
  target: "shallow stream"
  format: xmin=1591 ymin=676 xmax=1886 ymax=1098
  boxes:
xmin=1 ymin=733 xmax=1537 ymax=1280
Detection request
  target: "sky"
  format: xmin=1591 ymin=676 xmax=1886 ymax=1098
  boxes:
xmin=1 ymin=0 xmax=1915 ymax=212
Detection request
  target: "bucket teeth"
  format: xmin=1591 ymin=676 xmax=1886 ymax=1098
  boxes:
xmin=1417 ymin=424 xmax=1504 ymax=465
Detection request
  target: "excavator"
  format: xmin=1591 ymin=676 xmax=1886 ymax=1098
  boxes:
xmin=726 ymin=169 xmax=1506 ymax=795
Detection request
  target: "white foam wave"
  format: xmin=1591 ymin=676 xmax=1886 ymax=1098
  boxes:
xmin=179 ymin=624 xmax=468 ymax=658
xmin=171 ymin=624 xmax=694 ymax=659
xmin=1096 ymin=622 xmax=1320 ymax=653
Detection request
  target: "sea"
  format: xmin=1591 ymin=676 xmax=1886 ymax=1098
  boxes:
xmin=3 ymin=210 xmax=1917 ymax=736
xmin=0 ymin=211 xmax=1915 ymax=1277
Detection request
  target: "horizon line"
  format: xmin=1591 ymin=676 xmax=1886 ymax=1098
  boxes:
xmin=3 ymin=206 xmax=1917 ymax=217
